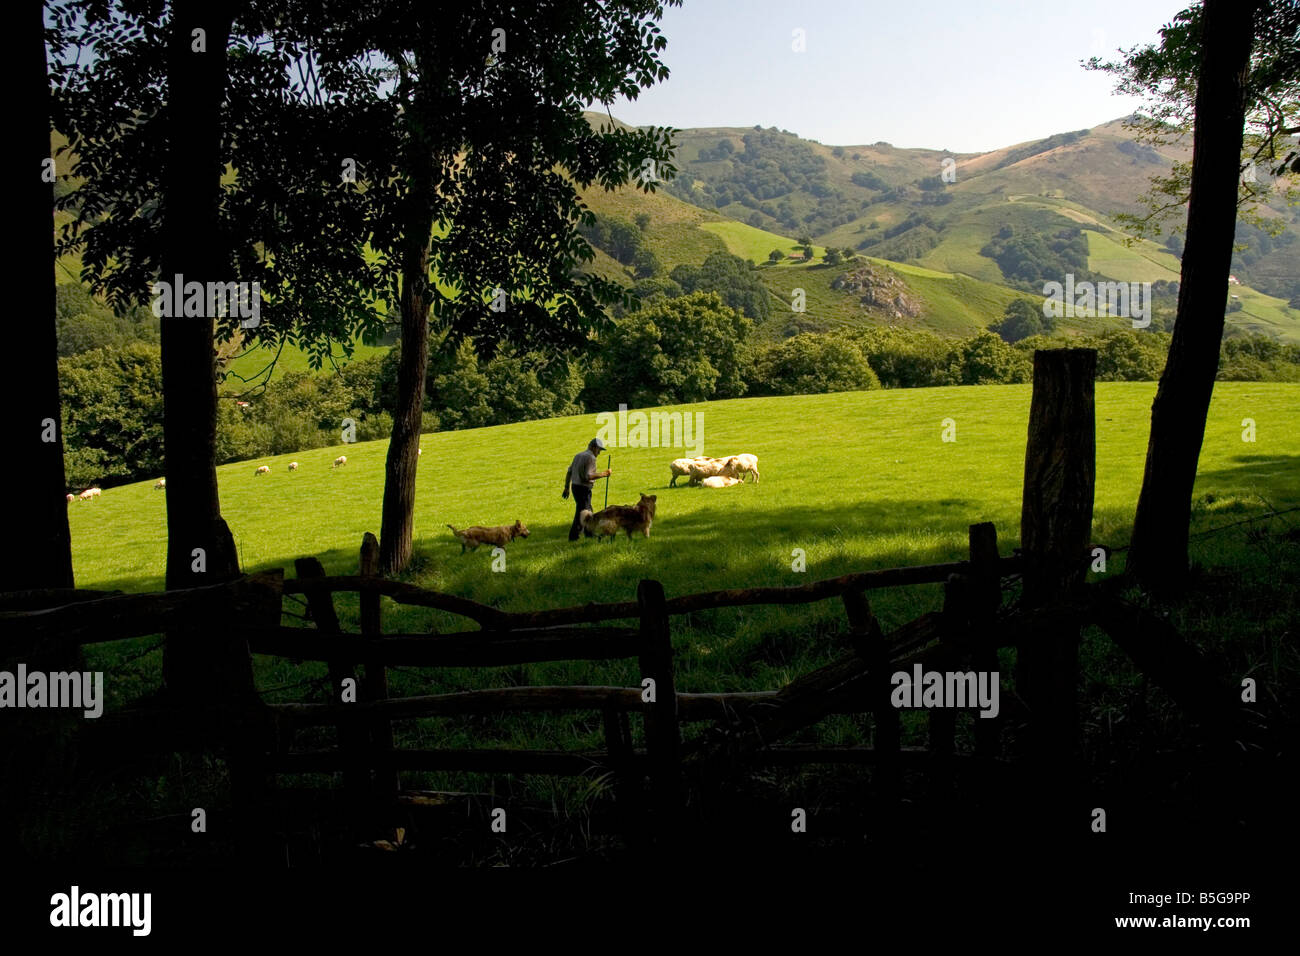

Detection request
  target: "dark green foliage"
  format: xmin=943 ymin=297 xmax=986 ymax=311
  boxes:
xmin=632 ymin=246 xmax=661 ymax=279
xmin=1016 ymin=330 xmax=1170 ymax=381
xmin=580 ymin=212 xmax=646 ymax=266
xmin=979 ymin=225 xmax=1095 ymax=287
xmin=992 ymin=298 xmax=1052 ymax=343
xmin=747 ymin=334 xmax=881 ymax=395
xmin=60 ymin=344 xmax=165 ymax=488
xmin=55 ymin=283 xmax=160 ymax=357
xmin=850 ymin=170 xmax=888 ymax=191
xmin=952 ymin=330 xmax=1033 ymax=384
xmin=669 ymin=251 xmax=772 ymax=321
xmin=1218 ymin=334 xmax=1300 ymax=381
xmin=666 ymin=127 xmax=859 ymax=234
xmin=582 ymin=292 xmax=752 ymax=409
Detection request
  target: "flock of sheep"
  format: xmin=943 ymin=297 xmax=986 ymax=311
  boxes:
xmin=68 ymin=447 xmax=749 ymax=506
xmin=67 ymin=450 xmax=408 ymax=501
xmin=668 ymin=453 xmax=760 ymax=488
xmin=254 ymin=453 xmax=354 ymax=476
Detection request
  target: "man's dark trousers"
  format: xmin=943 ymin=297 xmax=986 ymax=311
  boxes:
xmin=569 ymin=484 xmax=594 ymax=541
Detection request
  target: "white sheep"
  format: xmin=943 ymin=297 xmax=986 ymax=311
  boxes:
xmin=700 ymin=475 xmax=741 ymax=488
xmin=333 ymin=455 xmax=348 ymax=468
xmin=687 ymin=459 xmax=730 ymax=486
xmin=255 ymin=465 xmax=270 ymax=476
xmin=724 ymin=453 xmax=760 ymax=483
xmin=65 ymin=493 xmax=74 ymax=503
xmin=154 ymin=478 xmax=166 ymax=490
xmin=288 ymin=462 xmax=299 ymax=471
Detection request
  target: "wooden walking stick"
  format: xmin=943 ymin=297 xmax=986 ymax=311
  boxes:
xmin=604 ymin=453 xmax=611 ymax=509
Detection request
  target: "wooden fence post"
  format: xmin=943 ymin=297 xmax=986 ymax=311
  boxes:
xmin=602 ymin=706 xmax=639 ymax=844
xmin=968 ymin=523 xmax=1002 ymax=760
xmin=930 ymin=577 xmax=964 ymax=789
xmin=637 ymin=579 xmax=682 ymax=841
xmin=359 ymin=533 xmax=399 ymax=807
xmin=842 ymin=588 xmax=899 ymax=796
xmin=207 ymin=571 xmax=281 ymax=865
xmin=295 ymin=557 xmax=368 ymax=818
xmin=1018 ymin=348 xmax=1096 ymax=766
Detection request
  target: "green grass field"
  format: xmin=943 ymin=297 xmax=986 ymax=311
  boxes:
xmin=1085 ymin=230 xmax=1183 ymax=283
xmin=699 ymin=220 xmax=826 ymax=264
xmin=73 ymin=381 xmax=1299 ymax=601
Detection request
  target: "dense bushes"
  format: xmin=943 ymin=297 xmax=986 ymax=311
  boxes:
xmin=748 ymin=334 xmax=881 ymax=395
xmin=56 ymin=282 xmax=159 ymax=356
xmin=980 ymin=225 xmax=1095 ymax=288
xmin=579 ymin=212 xmax=658 ymax=277
xmin=581 ymin=292 xmax=752 ymax=410
xmin=60 ymin=343 xmax=165 ymax=489
xmin=668 ymin=251 xmax=772 ymax=322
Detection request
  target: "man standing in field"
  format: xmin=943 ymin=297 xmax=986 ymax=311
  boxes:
xmin=563 ymin=437 xmax=612 ymax=541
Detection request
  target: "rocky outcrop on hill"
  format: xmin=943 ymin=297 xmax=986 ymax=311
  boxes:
xmin=830 ymin=263 xmax=922 ymax=320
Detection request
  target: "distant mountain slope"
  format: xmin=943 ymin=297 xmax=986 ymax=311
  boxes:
xmin=602 ymin=114 xmax=1299 ymax=342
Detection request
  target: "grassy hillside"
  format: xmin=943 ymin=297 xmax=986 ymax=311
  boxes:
xmin=658 ymin=116 xmax=1300 ymax=342
xmin=698 ymin=220 xmax=826 ymax=264
xmin=71 ymin=382 xmax=1299 ymax=599
xmin=67 ymin=381 xmax=1299 ymax=816
xmin=1085 ymin=230 xmax=1183 ymax=283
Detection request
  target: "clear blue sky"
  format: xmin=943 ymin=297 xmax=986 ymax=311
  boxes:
xmin=603 ymin=0 xmax=1191 ymax=153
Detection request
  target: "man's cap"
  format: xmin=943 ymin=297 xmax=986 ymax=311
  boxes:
xmin=590 ymin=437 xmax=607 ymax=450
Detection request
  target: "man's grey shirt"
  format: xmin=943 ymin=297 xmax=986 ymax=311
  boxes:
xmin=568 ymin=449 xmax=599 ymax=489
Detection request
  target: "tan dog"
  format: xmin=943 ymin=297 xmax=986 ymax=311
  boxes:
xmin=580 ymin=494 xmax=657 ymax=541
xmin=447 ymin=520 xmax=530 ymax=553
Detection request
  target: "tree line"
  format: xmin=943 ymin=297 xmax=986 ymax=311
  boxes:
xmin=58 ymin=284 xmax=1300 ymax=490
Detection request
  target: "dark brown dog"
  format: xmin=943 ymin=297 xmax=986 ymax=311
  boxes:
xmin=447 ymin=520 xmax=530 ymax=553
xmin=579 ymin=493 xmax=657 ymax=541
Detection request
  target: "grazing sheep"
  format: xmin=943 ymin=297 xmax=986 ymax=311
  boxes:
xmin=724 ymin=453 xmax=760 ymax=483
xmin=668 ymin=458 xmax=695 ymax=487
xmin=669 ymin=456 xmax=728 ymax=487
xmin=700 ymin=475 xmax=741 ymax=488
xmin=66 ymin=493 xmax=74 ymax=503
xmin=78 ymin=487 xmax=100 ymax=501
xmin=687 ymin=458 xmax=730 ymax=485
xmin=255 ymin=465 xmax=271 ymax=476
xmin=154 ymin=478 xmax=166 ymax=490
xmin=333 ymin=455 xmax=348 ymax=468
xmin=288 ymin=462 xmax=299 ymax=471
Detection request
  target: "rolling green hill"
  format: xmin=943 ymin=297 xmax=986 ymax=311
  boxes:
xmin=69 ymin=381 xmax=1300 ymax=639
xmin=654 ymin=116 xmax=1300 ymax=342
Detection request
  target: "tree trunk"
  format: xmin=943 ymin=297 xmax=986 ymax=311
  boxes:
xmin=6 ymin=0 xmax=73 ymax=591
xmin=378 ymin=217 xmax=433 ymax=575
xmin=160 ymin=1 xmax=242 ymax=695
xmin=1127 ymin=0 xmax=1259 ymax=592
xmin=377 ymin=62 xmax=438 ymax=576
